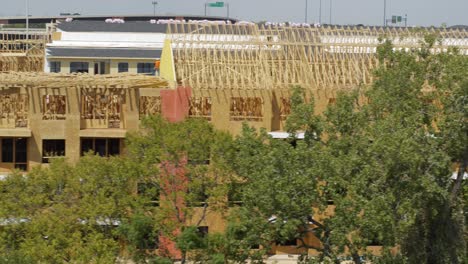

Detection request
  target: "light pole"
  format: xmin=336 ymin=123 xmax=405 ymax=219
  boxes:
xmin=152 ymin=1 xmax=158 ymax=16
xmin=25 ymin=0 xmax=29 ymax=41
xmin=319 ymin=0 xmax=322 ymax=24
xmin=383 ymin=0 xmax=387 ymax=26
xmin=305 ymin=0 xmax=308 ymax=23
xmin=329 ymin=0 xmax=332 ymax=24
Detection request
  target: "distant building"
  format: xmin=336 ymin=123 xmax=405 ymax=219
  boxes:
xmin=45 ymin=21 xmax=166 ymax=75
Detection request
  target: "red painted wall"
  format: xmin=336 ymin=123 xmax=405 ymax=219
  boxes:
xmin=161 ymin=86 xmax=192 ymax=123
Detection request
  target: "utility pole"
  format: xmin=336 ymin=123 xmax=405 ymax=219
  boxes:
xmin=227 ymin=3 xmax=230 ymax=18
xmin=305 ymin=0 xmax=308 ymax=23
xmin=152 ymin=1 xmax=158 ymax=16
xmin=329 ymin=0 xmax=332 ymax=24
xmin=319 ymin=0 xmax=322 ymax=24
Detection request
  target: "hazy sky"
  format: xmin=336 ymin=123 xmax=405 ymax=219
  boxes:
xmin=1 ymin=0 xmax=466 ymax=27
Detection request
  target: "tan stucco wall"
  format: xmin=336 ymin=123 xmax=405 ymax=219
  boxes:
xmin=0 ymin=86 xmax=171 ymax=172
xmin=191 ymin=89 xmax=337 ymax=135
xmin=0 ymin=85 xmax=340 ymax=173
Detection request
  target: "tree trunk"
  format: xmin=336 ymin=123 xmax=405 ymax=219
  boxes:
xmin=181 ymin=251 xmax=187 ymax=264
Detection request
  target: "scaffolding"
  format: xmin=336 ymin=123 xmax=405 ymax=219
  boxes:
xmin=167 ymin=24 xmax=468 ymax=91
xmin=0 ymin=29 xmax=49 ymax=72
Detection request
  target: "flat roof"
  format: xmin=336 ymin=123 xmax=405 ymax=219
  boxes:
xmin=0 ymin=15 xmax=238 ymax=25
xmin=57 ymin=21 xmax=168 ymax=33
xmin=57 ymin=21 xmax=257 ymax=35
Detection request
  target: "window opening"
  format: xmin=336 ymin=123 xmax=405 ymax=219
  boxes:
xmin=189 ymin=97 xmax=212 ymax=120
xmin=1 ymin=138 xmax=27 ymax=170
xmin=14 ymin=138 xmax=27 ymax=163
xmin=49 ymin=61 xmax=61 ymax=73
xmin=70 ymin=62 xmax=89 ymax=73
xmin=188 ymin=186 xmax=209 ymax=207
xmin=1 ymin=138 xmax=13 ymax=163
xmin=80 ymin=138 xmax=121 ymax=157
xmin=42 ymin=140 xmax=65 ymax=163
xmin=100 ymin=62 xmax=105 ymax=74
xmin=95 ymin=139 xmax=107 ymax=157
xmin=0 ymin=94 xmax=28 ymax=127
xmin=137 ymin=182 xmax=160 ymax=206
xmin=118 ymin=62 xmax=129 ymax=73
xmin=137 ymin=63 xmax=154 ymax=75
xmin=81 ymin=89 xmax=123 ymax=128
xmin=278 ymin=238 xmax=297 ymax=246
xmin=43 ymin=95 xmax=66 ymax=120
xmin=230 ymin=97 xmax=263 ymax=121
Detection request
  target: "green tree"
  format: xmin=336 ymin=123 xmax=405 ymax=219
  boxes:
xmin=0 ymin=156 xmax=143 ymax=263
xmin=293 ymin=38 xmax=466 ymax=263
xmin=126 ymin=115 xmax=235 ymax=263
xmin=220 ymin=38 xmax=466 ymax=263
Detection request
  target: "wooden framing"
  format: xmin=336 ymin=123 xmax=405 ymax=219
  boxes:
xmin=42 ymin=95 xmax=66 ymax=120
xmin=279 ymin=97 xmax=291 ymax=121
xmin=0 ymin=29 xmax=48 ymax=72
xmin=230 ymin=97 xmax=264 ymax=121
xmin=139 ymin=96 xmax=162 ymax=118
xmin=167 ymin=23 xmax=468 ymax=91
xmin=0 ymin=93 xmax=28 ymax=128
xmin=81 ymin=88 xmax=125 ymax=128
xmin=188 ymin=97 xmax=212 ymax=120
xmin=0 ymin=72 xmax=169 ymax=89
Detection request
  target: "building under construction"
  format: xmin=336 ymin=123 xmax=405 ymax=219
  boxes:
xmin=0 ymin=16 xmax=467 ymax=256
xmin=1 ymin=17 xmax=467 ymax=167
